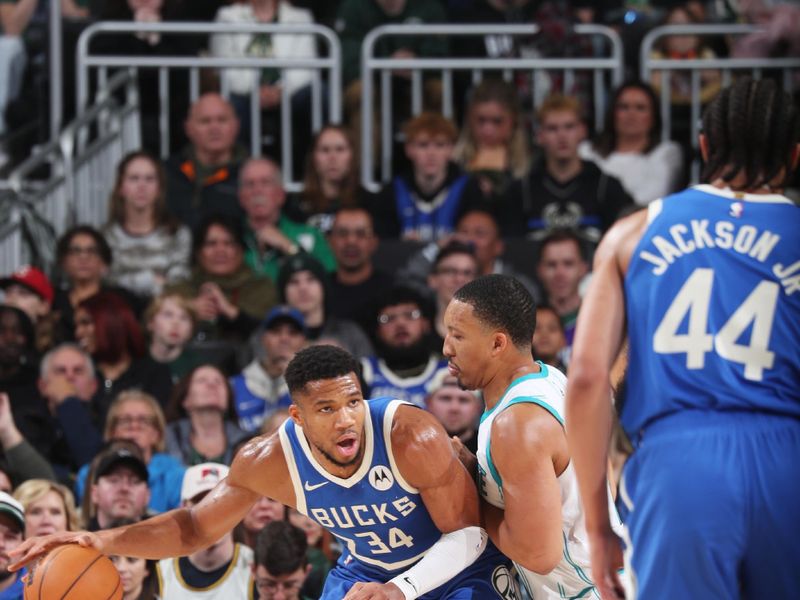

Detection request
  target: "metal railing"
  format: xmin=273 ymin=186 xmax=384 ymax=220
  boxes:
xmin=3 ymin=69 xmax=141 ymax=272
xmin=76 ymin=21 xmax=342 ymax=190
xmin=641 ymin=24 xmax=800 ymax=181
xmin=360 ymin=23 xmax=624 ymax=191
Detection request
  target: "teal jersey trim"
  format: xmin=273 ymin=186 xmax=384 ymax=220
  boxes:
xmin=481 ymin=362 xmax=550 ymax=423
xmin=506 ymin=396 xmax=564 ymax=426
xmin=485 ymin=437 xmax=503 ymax=492
xmin=563 ymin=531 xmax=595 ymax=587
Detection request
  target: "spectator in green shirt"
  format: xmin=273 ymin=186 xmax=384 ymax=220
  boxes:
xmin=239 ymin=157 xmax=336 ymax=283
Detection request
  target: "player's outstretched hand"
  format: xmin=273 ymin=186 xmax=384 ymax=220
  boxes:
xmin=343 ymin=581 xmax=406 ymax=600
xmin=7 ymin=531 xmax=104 ymax=571
xmin=588 ymin=528 xmax=626 ymax=600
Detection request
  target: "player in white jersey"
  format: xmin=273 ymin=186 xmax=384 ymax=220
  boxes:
xmin=444 ymin=274 xmax=621 ymax=599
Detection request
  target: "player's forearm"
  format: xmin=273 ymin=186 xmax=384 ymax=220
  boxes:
xmin=389 ymin=526 xmax=488 ymax=600
xmin=565 ymin=377 xmax=614 ymax=535
xmin=97 ymin=508 xmax=211 ymax=560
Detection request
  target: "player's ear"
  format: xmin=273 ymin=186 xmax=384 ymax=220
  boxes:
xmin=289 ymin=403 xmax=303 ymax=427
xmin=492 ymin=331 xmax=507 ymax=355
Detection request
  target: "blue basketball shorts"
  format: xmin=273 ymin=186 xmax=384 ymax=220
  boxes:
xmin=619 ymin=410 xmax=800 ymax=599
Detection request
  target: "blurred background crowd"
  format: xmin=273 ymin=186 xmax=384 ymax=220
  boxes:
xmin=0 ymin=0 xmax=797 ymax=598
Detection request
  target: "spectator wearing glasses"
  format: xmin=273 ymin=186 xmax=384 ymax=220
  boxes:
xmin=426 ymin=240 xmax=479 ymax=349
xmin=52 ymin=225 xmax=145 ymax=345
xmin=74 ymin=391 xmax=186 ymax=514
xmin=362 ymin=285 xmax=448 ymax=407
xmin=253 ymin=520 xmax=313 ymax=600
xmin=326 ymin=207 xmax=393 ymax=327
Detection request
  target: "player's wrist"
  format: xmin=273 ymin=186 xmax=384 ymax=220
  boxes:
xmin=387 ymin=576 xmax=417 ymax=600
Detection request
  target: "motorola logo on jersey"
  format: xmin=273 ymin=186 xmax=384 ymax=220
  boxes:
xmin=369 ymin=465 xmax=394 ymax=491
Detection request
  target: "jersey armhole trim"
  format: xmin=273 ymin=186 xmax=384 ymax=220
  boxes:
xmin=279 ymin=424 xmax=307 ymax=514
xmin=646 ymin=199 xmax=663 ymax=224
xmin=384 ymin=400 xmax=420 ymax=495
xmin=504 ymin=396 xmax=565 ymax=426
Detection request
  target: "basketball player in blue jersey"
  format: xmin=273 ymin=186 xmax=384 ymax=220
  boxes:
xmin=565 ymin=77 xmax=800 ymax=600
xmin=443 ymin=274 xmax=622 ymax=599
xmin=9 ymin=345 xmax=515 ymax=600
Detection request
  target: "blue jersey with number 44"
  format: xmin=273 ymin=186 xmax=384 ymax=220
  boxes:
xmin=623 ymin=185 xmax=800 ymax=438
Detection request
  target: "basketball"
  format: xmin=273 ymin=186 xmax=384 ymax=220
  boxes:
xmin=23 ymin=544 xmax=122 ymax=600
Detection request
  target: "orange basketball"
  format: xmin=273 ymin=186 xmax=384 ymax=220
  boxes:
xmin=23 ymin=544 xmax=122 ymax=600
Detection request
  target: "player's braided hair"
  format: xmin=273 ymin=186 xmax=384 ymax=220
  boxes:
xmin=701 ymin=77 xmax=799 ymax=190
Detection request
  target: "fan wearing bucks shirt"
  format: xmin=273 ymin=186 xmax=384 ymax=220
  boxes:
xmin=444 ymin=274 xmax=621 ymax=599
xmin=7 ymin=344 xmax=516 ymax=600
xmin=566 ymin=78 xmax=800 ymax=600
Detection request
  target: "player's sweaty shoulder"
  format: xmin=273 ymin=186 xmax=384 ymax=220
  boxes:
xmin=228 ymin=430 xmax=295 ymax=506
xmin=391 ymin=404 xmax=454 ymax=486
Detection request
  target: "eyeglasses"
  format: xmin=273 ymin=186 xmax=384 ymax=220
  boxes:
xmin=114 ymin=415 xmax=158 ymax=428
xmin=435 ymin=267 xmax=476 ymax=278
xmin=66 ymin=245 xmax=100 ymax=257
xmin=378 ymin=309 xmax=421 ymax=325
xmin=255 ymin=578 xmax=304 ymax=593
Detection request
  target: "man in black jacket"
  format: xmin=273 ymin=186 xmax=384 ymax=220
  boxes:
xmin=501 ymin=94 xmax=633 ymax=243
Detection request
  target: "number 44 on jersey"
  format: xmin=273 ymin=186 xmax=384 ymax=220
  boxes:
xmin=654 ymin=267 xmax=779 ymax=381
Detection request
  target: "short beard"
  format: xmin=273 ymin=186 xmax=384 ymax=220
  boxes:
xmin=376 ymin=335 xmax=431 ymax=371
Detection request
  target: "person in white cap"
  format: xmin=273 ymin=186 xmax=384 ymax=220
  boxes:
xmin=155 ymin=462 xmax=254 ymax=599
xmin=0 ymin=491 xmax=25 ymax=600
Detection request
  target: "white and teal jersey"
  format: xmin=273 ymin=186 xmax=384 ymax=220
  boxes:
xmin=477 ymin=363 xmax=621 ymax=599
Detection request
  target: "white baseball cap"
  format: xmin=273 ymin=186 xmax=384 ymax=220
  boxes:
xmin=0 ymin=491 xmax=25 ymax=532
xmin=181 ymin=463 xmax=230 ymax=503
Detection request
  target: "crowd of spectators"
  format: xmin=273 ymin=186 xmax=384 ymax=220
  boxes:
xmin=0 ymin=0 xmax=797 ymax=598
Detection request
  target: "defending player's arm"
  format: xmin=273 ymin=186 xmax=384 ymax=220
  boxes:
xmin=484 ymin=404 xmax=564 ymax=574
xmin=9 ymin=433 xmax=293 ymax=569
xmin=564 ymin=211 xmax=645 ymax=598
xmin=345 ymin=406 xmax=488 ymax=600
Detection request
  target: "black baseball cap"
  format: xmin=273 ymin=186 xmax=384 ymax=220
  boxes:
xmin=94 ymin=447 xmax=148 ymax=483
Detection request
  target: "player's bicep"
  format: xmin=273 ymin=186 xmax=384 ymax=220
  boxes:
xmin=393 ymin=407 xmax=480 ymax=533
xmin=492 ymin=409 xmax=563 ymax=559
